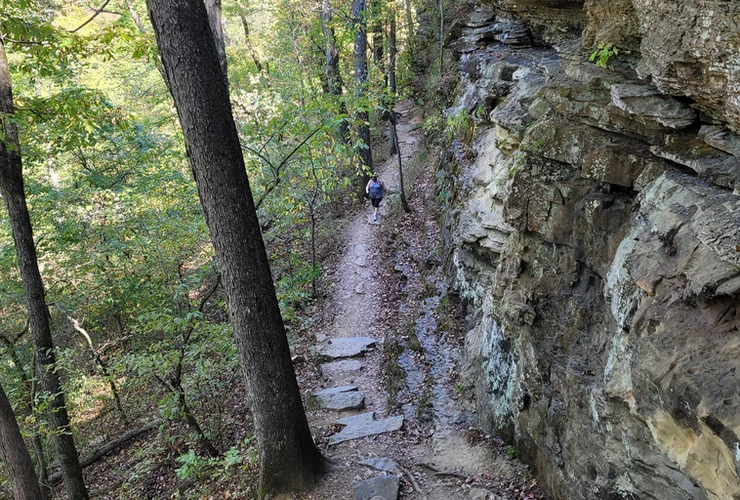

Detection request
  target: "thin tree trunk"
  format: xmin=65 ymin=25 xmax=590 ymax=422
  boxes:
xmin=320 ymin=0 xmax=349 ymax=142
xmin=241 ymin=15 xmax=264 ymax=73
xmin=0 ymin=37 xmax=89 ymax=500
xmin=438 ymin=0 xmax=444 ymax=75
xmin=390 ymin=112 xmax=411 ymax=213
xmin=0 ymin=334 xmax=52 ymax=499
xmin=370 ymin=0 xmax=385 ymax=88
xmin=389 ymin=7 xmax=397 ymax=95
xmin=125 ymin=0 xmax=172 ymax=94
xmin=352 ymin=0 xmax=373 ymax=179
xmin=0 ymin=382 xmax=42 ymax=500
xmin=405 ymin=0 xmax=414 ymax=39
xmin=206 ymin=0 xmax=229 ymax=87
xmin=145 ymin=2 xmax=324 ymax=497
xmin=388 ymin=7 xmax=398 ymax=156
xmin=125 ymin=0 xmax=146 ymax=31
xmin=31 ymin=433 xmax=51 ymax=499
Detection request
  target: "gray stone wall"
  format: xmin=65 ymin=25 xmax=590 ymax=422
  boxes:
xmin=441 ymin=3 xmax=740 ymax=498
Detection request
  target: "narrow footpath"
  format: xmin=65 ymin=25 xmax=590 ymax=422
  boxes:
xmin=296 ymin=101 xmax=542 ymax=500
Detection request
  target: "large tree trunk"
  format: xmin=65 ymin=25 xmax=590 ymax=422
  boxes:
xmin=144 ymin=1 xmax=324 ymax=497
xmin=0 ymin=38 xmax=89 ymax=500
xmin=352 ymin=0 xmax=373 ymax=177
xmin=206 ymin=0 xmax=229 ymax=87
xmin=0 ymin=382 xmax=42 ymax=500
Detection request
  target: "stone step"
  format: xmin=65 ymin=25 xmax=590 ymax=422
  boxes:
xmin=329 ymin=411 xmax=404 ymax=445
xmin=318 ymin=337 xmax=377 ymax=360
xmin=313 ymin=385 xmax=365 ymax=411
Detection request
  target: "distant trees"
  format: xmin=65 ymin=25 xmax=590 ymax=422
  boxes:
xmin=145 ymin=0 xmax=325 ymax=497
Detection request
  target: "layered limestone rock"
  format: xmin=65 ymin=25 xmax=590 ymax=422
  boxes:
xmin=439 ymin=3 xmax=740 ymax=499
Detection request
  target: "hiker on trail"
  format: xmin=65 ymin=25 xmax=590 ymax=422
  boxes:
xmin=366 ymin=174 xmax=386 ymax=221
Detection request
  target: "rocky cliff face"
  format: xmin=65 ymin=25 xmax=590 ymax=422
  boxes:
xmin=439 ymin=2 xmax=740 ymax=499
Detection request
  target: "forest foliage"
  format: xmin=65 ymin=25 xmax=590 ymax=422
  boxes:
xmin=0 ymin=0 xmax=447 ymax=496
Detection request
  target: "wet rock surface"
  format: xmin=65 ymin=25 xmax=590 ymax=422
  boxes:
xmin=443 ymin=4 xmax=740 ymax=499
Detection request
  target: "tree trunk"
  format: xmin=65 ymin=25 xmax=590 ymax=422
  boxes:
xmin=388 ymin=7 xmax=398 ymax=156
xmin=124 ymin=0 xmax=173 ymax=95
xmin=144 ymin=1 xmax=324 ymax=497
xmin=205 ymin=0 xmax=229 ymax=87
xmin=240 ymin=15 xmax=264 ymax=73
xmin=0 ymin=334 xmax=52 ymax=499
xmin=352 ymin=0 xmax=373 ymax=178
xmin=124 ymin=0 xmax=146 ymax=32
xmin=0 ymin=38 xmax=89 ymax=500
xmin=370 ymin=0 xmax=385 ymax=88
xmin=320 ymin=0 xmax=349 ymax=142
xmin=390 ymin=112 xmax=411 ymax=213
xmin=388 ymin=6 xmax=397 ymax=95
xmin=0 ymin=381 xmax=42 ymax=500
xmin=438 ymin=0 xmax=444 ymax=76
xmin=321 ymin=0 xmax=342 ymax=97
xmin=405 ymin=0 xmax=414 ymax=39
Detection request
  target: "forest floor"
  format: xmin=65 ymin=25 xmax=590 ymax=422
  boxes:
xmin=291 ymin=101 xmax=544 ymax=500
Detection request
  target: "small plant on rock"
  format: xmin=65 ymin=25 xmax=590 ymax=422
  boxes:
xmin=589 ymin=42 xmax=619 ymax=69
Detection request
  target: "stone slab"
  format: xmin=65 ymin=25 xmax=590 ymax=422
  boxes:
xmin=354 ymin=475 xmax=400 ymax=500
xmin=318 ymin=337 xmax=377 ymax=360
xmin=359 ymin=457 xmax=400 ymax=473
xmin=330 ymin=411 xmax=404 ymax=444
xmin=699 ymin=125 xmax=740 ymax=157
xmin=314 ymin=386 xmax=365 ymax=411
xmin=610 ymin=83 xmax=697 ymax=129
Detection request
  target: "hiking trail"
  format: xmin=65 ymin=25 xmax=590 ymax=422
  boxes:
xmin=294 ymin=101 xmax=542 ymax=500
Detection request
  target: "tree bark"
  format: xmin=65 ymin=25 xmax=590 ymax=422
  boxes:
xmin=0 ymin=382 xmax=42 ymax=500
xmin=352 ymin=0 xmax=373 ymax=177
xmin=0 ymin=37 xmax=89 ymax=500
xmin=144 ymin=1 xmax=324 ymax=497
xmin=206 ymin=0 xmax=229 ymax=87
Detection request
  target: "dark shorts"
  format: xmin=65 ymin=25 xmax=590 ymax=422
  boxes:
xmin=371 ymin=197 xmax=382 ymax=207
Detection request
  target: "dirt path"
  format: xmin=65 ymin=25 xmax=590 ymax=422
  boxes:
xmin=296 ymin=101 xmax=542 ymax=500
